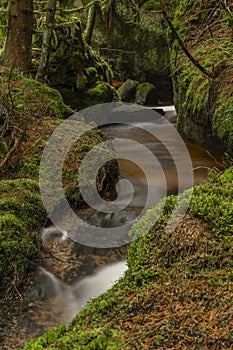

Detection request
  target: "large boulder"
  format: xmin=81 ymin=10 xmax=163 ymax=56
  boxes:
xmin=135 ymin=82 xmax=158 ymax=106
xmin=118 ymin=79 xmax=139 ymax=103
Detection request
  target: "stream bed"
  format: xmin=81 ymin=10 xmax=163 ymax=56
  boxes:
xmin=0 ymin=106 xmax=223 ymax=349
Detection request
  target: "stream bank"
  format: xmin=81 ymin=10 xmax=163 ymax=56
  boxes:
xmin=168 ymin=0 xmax=233 ymax=154
xmin=0 ymin=102 xmax=228 ymax=349
xmin=0 ymin=70 xmax=119 ymax=297
xmin=0 ymin=104 xmax=228 ymax=349
xmin=20 ymin=165 xmax=233 ymax=349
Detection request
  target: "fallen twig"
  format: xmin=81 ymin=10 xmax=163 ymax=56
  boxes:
xmin=0 ymin=134 xmax=19 ymax=170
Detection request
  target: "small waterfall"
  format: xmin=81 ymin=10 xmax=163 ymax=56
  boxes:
xmin=41 ymin=226 xmax=69 ymax=243
xmin=37 ymin=261 xmax=127 ymax=313
xmin=73 ymin=260 xmax=127 ymax=312
xmin=35 ymin=261 xmax=127 ymax=318
xmin=38 ymin=266 xmax=64 ymax=296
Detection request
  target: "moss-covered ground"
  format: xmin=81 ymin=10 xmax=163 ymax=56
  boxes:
xmin=0 ymin=68 xmax=118 ymax=296
xmin=21 ymin=167 xmax=233 ymax=349
xmin=0 ymin=179 xmax=46 ymax=293
xmin=169 ymin=0 xmax=233 ymax=154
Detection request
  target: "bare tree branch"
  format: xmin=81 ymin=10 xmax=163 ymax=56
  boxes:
xmin=0 ymin=133 xmax=19 ymax=170
xmin=159 ymin=0 xmax=214 ymax=79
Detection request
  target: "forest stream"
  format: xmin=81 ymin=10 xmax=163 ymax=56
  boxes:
xmin=0 ymin=106 xmax=223 ymax=350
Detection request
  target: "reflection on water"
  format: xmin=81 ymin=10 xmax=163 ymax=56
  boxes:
xmin=102 ymin=115 xmax=222 ymax=208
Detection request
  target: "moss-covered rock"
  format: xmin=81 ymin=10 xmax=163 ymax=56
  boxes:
xmin=45 ymin=20 xmax=115 ymax=107
xmin=212 ymin=96 xmax=233 ymax=154
xmin=135 ymin=82 xmax=157 ymax=105
xmin=169 ymin=0 xmax=233 ymax=154
xmin=118 ymin=79 xmax=139 ymax=103
xmin=21 ymin=167 xmax=233 ymax=349
xmin=90 ymin=2 xmax=172 ymax=102
xmin=61 ymin=82 xmax=120 ymax=110
xmin=85 ymin=82 xmax=119 ymax=106
xmin=118 ymin=80 xmax=158 ymax=105
xmin=0 ymin=68 xmax=73 ymax=119
xmin=0 ymin=179 xmax=46 ymax=292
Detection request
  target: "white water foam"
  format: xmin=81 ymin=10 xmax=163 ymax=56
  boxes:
xmin=37 ymin=260 xmax=127 ymax=323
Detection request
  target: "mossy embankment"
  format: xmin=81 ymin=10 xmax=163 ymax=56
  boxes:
xmin=0 ymin=69 xmax=118 ymax=295
xmin=169 ymin=0 xmax=233 ymax=154
xmin=21 ymin=167 xmax=233 ymax=349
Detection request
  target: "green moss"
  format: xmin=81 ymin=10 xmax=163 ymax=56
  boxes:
xmin=85 ymin=67 xmax=97 ymax=79
xmin=76 ymin=74 xmax=88 ymax=91
xmin=0 ymin=179 xmax=45 ymax=226
xmin=74 ymin=82 xmax=120 ymax=109
xmin=0 ymin=140 xmax=7 ymax=157
xmin=135 ymin=82 xmax=156 ymax=105
xmin=23 ymin=324 xmax=123 ymax=350
xmin=190 ymin=168 xmax=233 ymax=237
xmin=169 ymin=1 xmax=233 ymax=152
xmin=62 ymin=76 xmax=118 ymax=110
xmin=86 ymin=82 xmax=118 ymax=103
xmin=213 ymin=96 xmax=233 ymax=153
xmin=0 ymin=179 xmax=46 ymax=289
xmin=170 ymin=0 xmax=198 ymax=42
xmin=63 ymin=127 xmax=118 ymax=206
xmin=21 ymin=167 xmax=233 ymax=349
xmin=179 ymin=59 xmax=210 ymax=119
xmin=0 ymin=69 xmax=73 ymax=119
xmin=76 ymin=67 xmax=98 ymax=91
xmin=128 ymin=168 xmax=233 ymax=283
xmin=136 ymin=82 xmax=155 ymax=93
xmin=21 ymin=78 xmax=73 ymax=119
xmin=141 ymin=0 xmax=160 ymax=11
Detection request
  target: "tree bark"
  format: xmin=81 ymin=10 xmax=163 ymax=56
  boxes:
xmin=85 ymin=3 xmax=97 ymax=45
xmin=36 ymin=0 xmax=57 ymax=82
xmin=4 ymin=0 xmax=34 ymax=73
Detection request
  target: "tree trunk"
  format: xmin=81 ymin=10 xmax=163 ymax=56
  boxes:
xmin=36 ymin=0 xmax=57 ymax=83
xmin=4 ymin=0 xmax=34 ymax=73
xmin=85 ymin=3 xmax=97 ymax=45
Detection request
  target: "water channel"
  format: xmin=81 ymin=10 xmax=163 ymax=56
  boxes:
xmin=0 ymin=106 xmax=223 ymax=349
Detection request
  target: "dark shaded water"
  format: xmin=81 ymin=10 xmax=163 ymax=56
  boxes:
xmin=0 ymin=106 xmax=223 ymax=349
xmin=101 ymin=108 xmax=222 ymax=211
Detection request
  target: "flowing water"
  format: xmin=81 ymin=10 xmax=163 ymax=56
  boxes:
xmin=0 ymin=106 xmax=223 ymax=349
xmin=100 ymin=106 xmax=222 ymax=220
